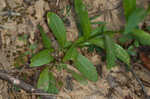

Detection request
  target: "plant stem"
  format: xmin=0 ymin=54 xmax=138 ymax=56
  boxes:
xmin=130 ymin=68 xmax=150 ymax=99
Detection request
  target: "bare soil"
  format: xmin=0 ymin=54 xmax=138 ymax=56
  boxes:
xmin=0 ymin=0 xmax=150 ymax=99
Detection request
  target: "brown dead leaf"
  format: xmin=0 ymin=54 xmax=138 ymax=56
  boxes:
xmin=124 ymin=95 xmax=133 ymax=99
xmin=34 ymin=0 xmax=45 ymax=20
xmin=0 ymin=0 xmax=6 ymax=11
xmin=140 ymin=52 xmax=150 ymax=70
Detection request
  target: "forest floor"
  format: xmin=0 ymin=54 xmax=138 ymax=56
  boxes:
xmin=0 ymin=0 xmax=150 ymax=99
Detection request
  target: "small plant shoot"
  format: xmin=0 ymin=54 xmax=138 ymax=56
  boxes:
xmin=27 ymin=0 xmax=150 ymax=94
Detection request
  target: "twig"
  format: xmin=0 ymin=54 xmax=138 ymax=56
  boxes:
xmin=141 ymin=79 xmax=150 ymax=88
xmin=0 ymin=25 xmax=16 ymax=30
xmin=0 ymin=70 xmax=55 ymax=99
xmin=56 ymin=0 xmax=60 ymax=6
xmin=0 ymin=11 xmax=21 ymax=16
xmin=0 ymin=31 xmax=2 ymax=48
xmin=130 ymin=68 xmax=150 ymax=99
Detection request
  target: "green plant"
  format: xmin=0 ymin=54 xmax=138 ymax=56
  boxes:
xmin=29 ymin=0 xmax=150 ymax=94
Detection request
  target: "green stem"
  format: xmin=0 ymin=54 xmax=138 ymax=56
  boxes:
xmin=64 ymin=30 xmax=123 ymax=51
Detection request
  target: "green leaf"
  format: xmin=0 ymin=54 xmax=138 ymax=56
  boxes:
xmin=67 ymin=69 xmax=88 ymax=85
xmin=127 ymin=45 xmax=137 ymax=56
xmin=56 ymin=63 xmax=67 ymax=71
xmin=29 ymin=43 xmax=37 ymax=51
xmin=133 ymin=40 xmax=140 ymax=47
xmin=38 ymin=25 xmax=52 ymax=49
xmin=88 ymin=36 xmax=131 ymax=67
xmin=89 ymin=36 xmax=130 ymax=67
xmin=78 ymin=42 xmax=91 ymax=47
xmin=63 ymin=46 xmax=78 ymax=62
xmin=37 ymin=67 xmax=50 ymax=92
xmin=30 ymin=49 xmax=54 ymax=67
xmin=78 ymin=37 xmax=104 ymax=49
xmin=147 ymin=5 xmax=150 ymax=14
xmin=123 ymin=0 xmax=136 ymax=20
xmin=91 ymin=25 xmax=106 ymax=36
xmin=146 ymin=26 xmax=150 ymax=32
xmin=72 ymin=36 xmax=85 ymax=47
xmin=132 ymin=29 xmax=150 ymax=45
xmin=87 ymin=45 xmax=103 ymax=54
xmin=89 ymin=37 xmax=130 ymax=67
xmin=114 ymin=44 xmax=130 ymax=66
xmin=74 ymin=0 xmax=92 ymax=39
xmin=47 ymin=72 xmax=59 ymax=94
xmin=119 ymin=34 xmax=133 ymax=44
xmin=91 ymin=21 xmax=106 ymax=25
xmin=75 ymin=37 xmax=85 ymax=44
xmin=74 ymin=53 xmax=98 ymax=82
xmin=37 ymin=68 xmax=59 ymax=94
xmin=104 ymin=35 xmax=116 ymax=69
xmin=47 ymin=12 xmax=67 ymax=47
xmin=64 ymin=41 xmax=72 ymax=48
xmin=124 ymin=8 xmax=147 ymax=34
xmin=88 ymin=37 xmax=104 ymax=49
xmin=48 ymin=84 xmax=59 ymax=94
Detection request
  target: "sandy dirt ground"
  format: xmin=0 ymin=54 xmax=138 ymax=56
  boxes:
xmin=0 ymin=0 xmax=150 ymax=99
